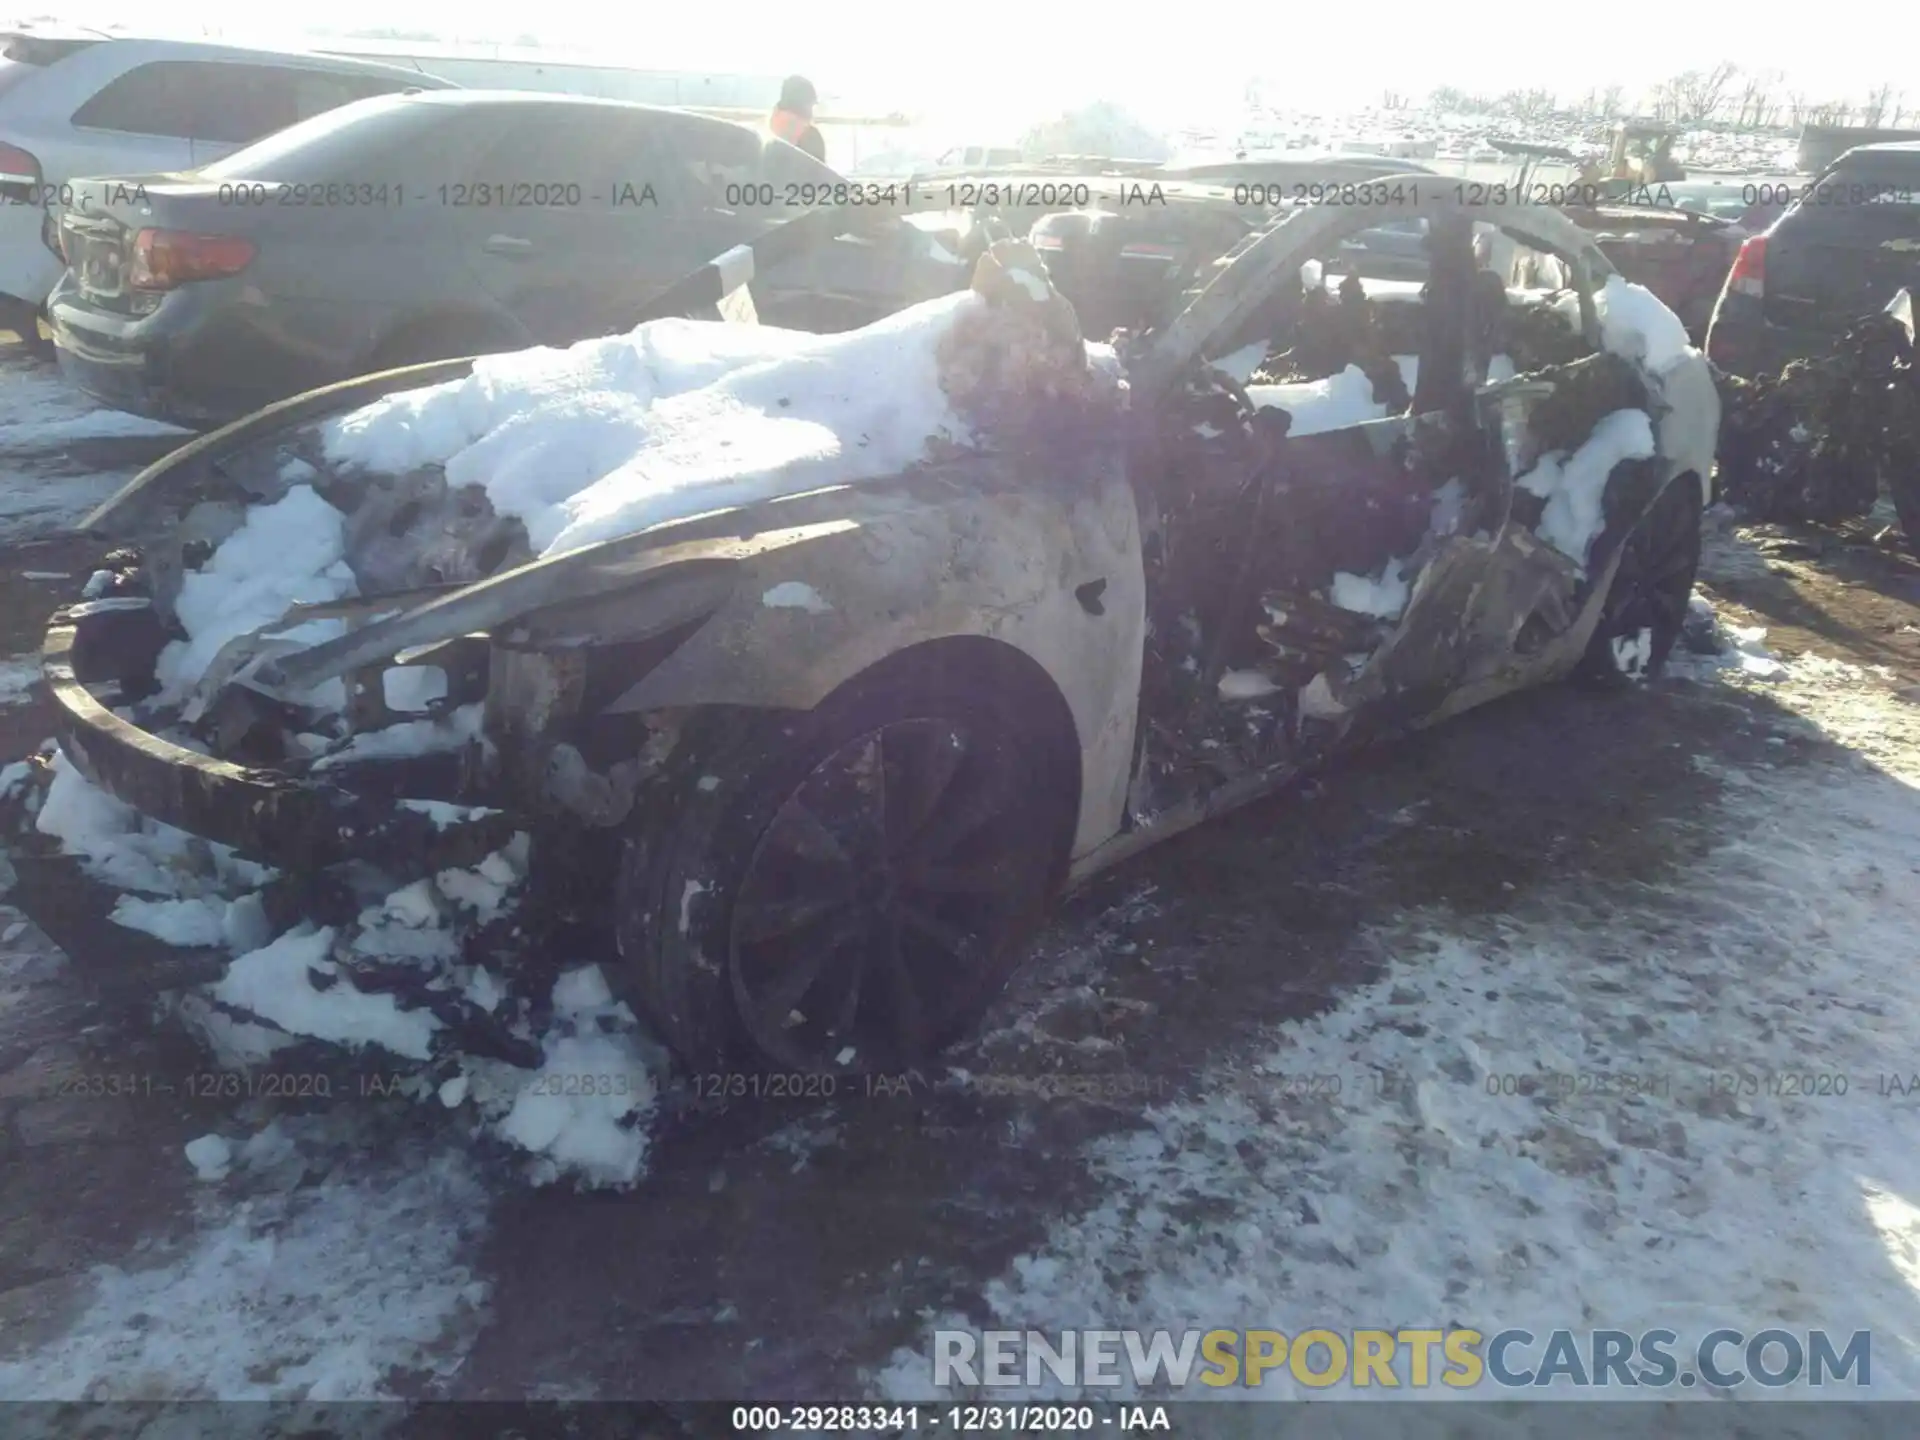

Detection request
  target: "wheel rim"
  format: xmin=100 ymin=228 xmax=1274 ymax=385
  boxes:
xmin=1600 ymin=489 xmax=1700 ymax=677
xmin=727 ymin=716 xmax=1044 ymax=1072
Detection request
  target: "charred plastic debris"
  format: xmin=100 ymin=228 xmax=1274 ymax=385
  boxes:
xmin=1123 ymin=261 xmax=1660 ymax=817
xmin=1714 ymin=289 xmax=1920 ymax=553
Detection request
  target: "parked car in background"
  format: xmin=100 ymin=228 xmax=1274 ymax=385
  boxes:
xmin=0 ymin=27 xmax=452 ymax=352
xmin=46 ymin=90 xmax=970 ymax=428
xmin=1706 ymin=141 xmax=1920 ymax=376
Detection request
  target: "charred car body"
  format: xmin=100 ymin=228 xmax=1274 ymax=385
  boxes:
xmin=17 ymin=190 xmax=1719 ymax=1076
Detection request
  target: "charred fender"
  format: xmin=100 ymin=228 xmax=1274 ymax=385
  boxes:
xmin=604 ymin=460 xmax=1147 ymax=862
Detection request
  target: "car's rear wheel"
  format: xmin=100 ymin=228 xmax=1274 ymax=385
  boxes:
xmin=1575 ymin=474 xmax=1703 ymax=687
xmin=614 ymin=655 xmax=1079 ymax=1074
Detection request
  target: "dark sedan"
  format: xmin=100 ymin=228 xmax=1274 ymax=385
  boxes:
xmin=47 ymin=90 xmax=968 ymax=428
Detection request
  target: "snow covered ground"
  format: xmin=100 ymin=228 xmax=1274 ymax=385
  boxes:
xmin=0 ymin=1112 xmax=492 ymax=1405
xmin=874 ymin=597 xmax=1920 ymax=1402
xmin=0 ymin=353 xmax=185 ymax=550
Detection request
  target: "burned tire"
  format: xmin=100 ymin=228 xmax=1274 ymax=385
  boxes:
xmin=613 ymin=651 xmax=1080 ymax=1075
xmin=1574 ymin=474 xmax=1703 ymax=688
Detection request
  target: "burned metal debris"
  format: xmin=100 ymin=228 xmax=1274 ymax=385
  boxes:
xmin=1715 ymin=291 xmax=1919 ymax=539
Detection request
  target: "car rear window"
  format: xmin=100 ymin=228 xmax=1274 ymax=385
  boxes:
xmin=196 ymin=94 xmax=447 ymax=181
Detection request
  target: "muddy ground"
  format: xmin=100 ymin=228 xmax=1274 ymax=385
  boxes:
xmin=2 ymin=330 xmax=1919 ymax=1415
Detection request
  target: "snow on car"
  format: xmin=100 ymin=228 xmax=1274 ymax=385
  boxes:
xmin=3 ymin=189 xmax=1718 ymax=1188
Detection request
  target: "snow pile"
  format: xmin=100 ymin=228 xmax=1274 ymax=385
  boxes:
xmin=34 ymin=748 xmax=273 ymax=909
xmin=471 ymin=964 xmax=659 ymax=1189
xmin=1248 ymin=365 xmax=1389 ymax=436
xmin=1330 ymin=562 xmax=1411 ymax=621
xmin=30 ymin=751 xmax=660 ymax=1189
xmin=309 ymin=704 xmax=482 ymax=770
xmin=214 ymin=926 xmax=441 ymax=1061
xmin=1593 ymin=274 xmax=1695 ymax=378
xmin=183 ymin=1134 xmax=233 ymax=1182
xmin=1516 ymin=409 xmax=1657 ymax=569
xmin=322 ymin=293 xmax=988 ymax=558
xmin=151 ymin=485 xmax=356 ymax=706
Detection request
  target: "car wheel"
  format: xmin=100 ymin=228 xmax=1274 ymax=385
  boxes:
xmin=1574 ymin=474 xmax=1703 ymax=687
xmin=614 ymin=657 xmax=1079 ymax=1075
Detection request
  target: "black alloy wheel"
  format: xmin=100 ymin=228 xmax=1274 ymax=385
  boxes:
xmin=727 ymin=715 xmax=1056 ymax=1073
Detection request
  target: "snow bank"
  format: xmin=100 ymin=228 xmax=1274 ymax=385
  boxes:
xmin=1517 ymin=408 xmax=1658 ymax=569
xmin=323 ymin=293 xmax=987 ymax=558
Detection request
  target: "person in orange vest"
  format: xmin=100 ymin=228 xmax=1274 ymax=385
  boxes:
xmin=769 ymin=75 xmax=826 ymax=164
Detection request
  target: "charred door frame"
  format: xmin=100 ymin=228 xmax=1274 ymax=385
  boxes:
xmin=1108 ymin=185 xmax=1621 ymax=849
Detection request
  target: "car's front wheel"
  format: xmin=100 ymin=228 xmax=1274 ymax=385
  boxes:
xmin=1575 ymin=473 xmax=1703 ymax=687
xmin=614 ymin=653 xmax=1080 ymax=1074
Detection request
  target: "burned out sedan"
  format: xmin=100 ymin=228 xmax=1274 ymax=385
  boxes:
xmin=21 ymin=188 xmax=1718 ymax=1077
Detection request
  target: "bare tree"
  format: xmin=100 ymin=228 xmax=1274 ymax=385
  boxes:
xmin=1859 ymin=82 xmax=1900 ymax=128
xmin=1661 ymin=62 xmax=1739 ymax=124
xmin=1732 ymin=69 xmax=1784 ymax=129
xmin=1790 ymin=94 xmax=1854 ymax=127
xmin=1494 ymin=88 xmax=1556 ymax=122
xmin=1601 ymin=84 xmax=1624 ymax=118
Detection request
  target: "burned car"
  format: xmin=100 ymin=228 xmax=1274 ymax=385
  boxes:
xmin=17 ymin=189 xmax=1719 ymax=1078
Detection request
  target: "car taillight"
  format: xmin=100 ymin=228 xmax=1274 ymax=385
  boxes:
xmin=128 ymin=229 xmax=254 ymax=290
xmin=0 ymin=141 xmax=41 ymax=199
xmin=1727 ymin=234 xmax=1765 ymax=298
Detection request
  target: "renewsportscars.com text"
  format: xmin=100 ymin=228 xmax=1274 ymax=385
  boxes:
xmin=932 ymin=1327 xmax=1871 ymax=1390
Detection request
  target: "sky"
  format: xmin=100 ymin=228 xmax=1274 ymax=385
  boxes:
xmin=26 ymin=0 xmax=1913 ymax=133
